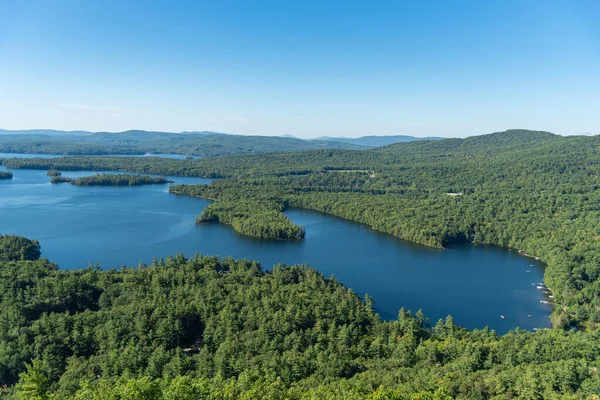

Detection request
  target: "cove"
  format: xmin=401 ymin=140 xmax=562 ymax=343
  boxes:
xmin=0 ymin=168 xmax=552 ymax=333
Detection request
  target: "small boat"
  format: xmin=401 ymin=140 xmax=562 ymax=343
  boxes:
xmin=533 ymin=328 xmax=538 ymax=331
xmin=526 ymin=270 xmax=530 ymax=273
xmin=527 ymin=314 xmax=531 ymax=317
xmin=535 ymin=257 xmax=540 ymax=260
xmin=530 ymin=264 xmax=533 ymax=267
xmin=540 ymin=300 xmax=549 ymax=304
xmin=537 ymin=286 xmax=543 ymax=289
xmin=500 ymin=315 xmax=505 ymax=319
xmin=549 ymin=295 xmax=554 ymax=298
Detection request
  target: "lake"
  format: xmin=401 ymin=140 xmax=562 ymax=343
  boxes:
xmin=0 ymin=168 xmax=552 ymax=333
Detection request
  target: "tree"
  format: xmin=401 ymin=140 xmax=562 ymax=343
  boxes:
xmin=15 ymin=359 xmax=50 ymax=400
xmin=0 ymin=234 xmax=41 ymax=261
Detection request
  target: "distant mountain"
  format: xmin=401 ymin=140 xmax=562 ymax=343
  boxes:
xmin=313 ymin=135 xmax=443 ymax=147
xmin=0 ymin=129 xmax=94 ymax=136
xmin=180 ymin=131 xmax=227 ymax=136
xmin=375 ymin=129 xmax=560 ymax=157
xmin=0 ymin=129 xmax=452 ymax=157
xmin=0 ymin=129 xmax=366 ymax=157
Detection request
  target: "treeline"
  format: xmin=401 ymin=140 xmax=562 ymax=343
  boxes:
xmin=49 ymin=176 xmax=72 ymax=184
xmin=0 ymin=171 xmax=12 ymax=179
xmin=171 ymin=184 xmax=305 ymax=240
xmin=50 ymin=173 xmax=174 ymax=186
xmin=1 ymin=236 xmax=600 ymax=399
xmin=1 ymin=156 xmax=223 ymax=178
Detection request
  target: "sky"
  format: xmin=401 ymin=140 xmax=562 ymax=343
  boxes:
xmin=0 ymin=0 xmax=599 ymax=138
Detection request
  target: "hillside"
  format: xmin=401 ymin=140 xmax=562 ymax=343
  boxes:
xmin=0 ymin=130 xmax=365 ymax=157
xmin=1 ymin=237 xmax=599 ymax=399
xmin=0 ymin=129 xmax=446 ymax=157
xmin=0 ymin=129 xmax=95 ymax=136
xmin=315 ymin=134 xmax=443 ymax=147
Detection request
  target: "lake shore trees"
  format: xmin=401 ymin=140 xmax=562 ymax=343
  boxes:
xmin=1 ymin=237 xmax=599 ymax=398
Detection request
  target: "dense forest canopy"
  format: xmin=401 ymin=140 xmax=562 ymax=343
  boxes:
xmin=49 ymin=173 xmax=174 ymax=186
xmin=5 ymin=130 xmax=600 ymax=331
xmin=0 ymin=234 xmax=41 ymax=262
xmin=0 ymin=236 xmax=599 ymax=398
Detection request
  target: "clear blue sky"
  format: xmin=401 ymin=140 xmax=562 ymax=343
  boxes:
xmin=1 ymin=0 xmax=599 ymax=138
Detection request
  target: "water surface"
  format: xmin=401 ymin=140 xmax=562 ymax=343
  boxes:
xmin=0 ymin=168 xmax=552 ymax=333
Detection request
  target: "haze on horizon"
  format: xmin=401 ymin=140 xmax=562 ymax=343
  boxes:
xmin=1 ymin=0 xmax=599 ymax=139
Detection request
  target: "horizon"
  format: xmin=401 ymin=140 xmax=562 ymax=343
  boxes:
xmin=1 ymin=127 xmax=597 ymax=140
xmin=1 ymin=0 xmax=599 ymax=138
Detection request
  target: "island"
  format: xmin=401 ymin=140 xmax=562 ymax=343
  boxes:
xmin=50 ymin=173 xmax=174 ymax=186
xmin=0 ymin=171 xmax=12 ymax=180
xmin=46 ymin=169 xmax=62 ymax=177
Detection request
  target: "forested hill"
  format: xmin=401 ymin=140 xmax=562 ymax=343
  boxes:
xmin=1 ymin=235 xmax=600 ymax=398
xmin=0 ymin=130 xmax=366 ymax=157
xmin=313 ymin=134 xmax=443 ymax=147
xmin=375 ymin=129 xmax=561 ymax=157
xmin=0 ymin=129 xmax=449 ymax=157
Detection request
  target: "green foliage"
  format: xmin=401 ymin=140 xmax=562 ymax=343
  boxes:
xmin=49 ymin=176 xmax=72 ymax=184
xmin=51 ymin=174 xmax=173 ymax=186
xmin=0 ymin=234 xmax=41 ymax=262
xmin=5 ymin=129 xmax=600 ymax=397
xmin=2 ymin=156 xmax=223 ymax=178
xmin=171 ymin=184 xmax=305 ymax=240
xmin=1 ymin=235 xmax=600 ymax=398
xmin=15 ymin=359 xmax=51 ymax=400
xmin=46 ymin=170 xmax=61 ymax=177
xmin=0 ymin=171 xmax=12 ymax=180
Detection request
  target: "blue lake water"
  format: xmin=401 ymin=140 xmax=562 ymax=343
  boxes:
xmin=0 ymin=167 xmax=552 ymax=333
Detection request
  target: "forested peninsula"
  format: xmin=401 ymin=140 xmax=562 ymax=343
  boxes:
xmin=171 ymin=185 xmax=305 ymax=240
xmin=1 ymin=235 xmax=599 ymax=399
xmin=50 ymin=173 xmax=173 ymax=186
xmin=6 ymin=130 xmax=600 ymax=332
